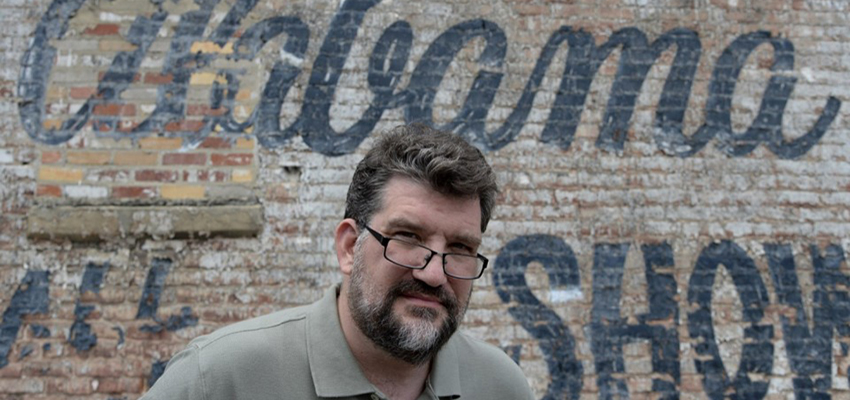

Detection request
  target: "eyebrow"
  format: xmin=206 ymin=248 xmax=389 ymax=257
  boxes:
xmin=384 ymin=218 xmax=482 ymax=249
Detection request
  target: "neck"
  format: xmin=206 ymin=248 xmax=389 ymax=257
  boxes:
xmin=338 ymin=285 xmax=431 ymax=400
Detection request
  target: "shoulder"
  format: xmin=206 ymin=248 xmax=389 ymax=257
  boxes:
xmin=186 ymin=302 xmax=314 ymax=378
xmin=143 ymin=303 xmax=316 ymax=400
xmin=450 ymin=331 xmax=520 ymax=371
xmin=192 ymin=302 xmax=312 ymax=352
xmin=450 ymin=332 xmax=535 ymax=399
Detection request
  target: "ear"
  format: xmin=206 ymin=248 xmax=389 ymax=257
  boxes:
xmin=335 ymin=218 xmax=359 ymax=276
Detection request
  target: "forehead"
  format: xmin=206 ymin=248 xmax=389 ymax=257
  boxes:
xmin=373 ymin=176 xmax=482 ymax=238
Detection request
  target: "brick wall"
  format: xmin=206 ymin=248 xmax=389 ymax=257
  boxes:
xmin=1 ymin=0 xmax=849 ymax=398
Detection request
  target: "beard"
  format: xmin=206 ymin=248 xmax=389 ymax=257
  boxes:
xmin=347 ymin=242 xmax=467 ymax=366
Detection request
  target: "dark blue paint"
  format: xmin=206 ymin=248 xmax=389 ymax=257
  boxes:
xmin=163 ymin=306 xmax=198 ymax=331
xmin=367 ymin=21 xmax=413 ymax=109
xmin=30 ymin=324 xmax=50 ymax=338
xmin=18 ymin=345 xmax=34 ymax=360
xmin=209 ymin=0 xmax=260 ymax=46
xmin=687 ymin=241 xmax=773 ymax=400
xmin=148 ymin=359 xmax=169 ymax=388
xmin=137 ymin=259 xmax=198 ymax=333
xmin=85 ymin=11 xmax=168 ymax=139
xmin=405 ymin=19 xmax=507 ymax=150
xmin=18 ymin=0 xmax=841 ymax=158
xmin=69 ymin=262 xmax=110 ymax=352
xmin=589 ymin=243 xmax=680 ymax=400
xmin=275 ymin=0 xmax=383 ymax=155
xmin=766 ymin=243 xmax=849 ymax=399
xmin=0 ymin=271 xmax=49 ymax=368
xmin=79 ymin=262 xmax=109 ymax=294
xmin=131 ymin=0 xmax=221 ymax=140
xmin=503 ymin=344 xmax=522 ymax=365
xmin=137 ymin=258 xmax=172 ymax=319
xmin=18 ymin=0 xmax=166 ymax=144
xmin=141 ymin=306 xmax=198 ymax=333
xmin=689 ymin=32 xmax=840 ymax=159
xmin=493 ymin=235 xmax=582 ymax=400
xmin=69 ymin=304 xmax=97 ymax=351
xmin=541 ymin=27 xmax=700 ymax=153
xmin=17 ymin=0 xmax=88 ymax=144
xmin=114 ymin=326 xmax=125 ymax=347
xmin=216 ymin=16 xmax=309 ymax=147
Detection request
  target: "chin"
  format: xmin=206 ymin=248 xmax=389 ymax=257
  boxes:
xmin=398 ymin=301 xmax=443 ymax=321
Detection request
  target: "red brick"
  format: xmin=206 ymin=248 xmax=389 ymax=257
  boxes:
xmin=199 ymin=137 xmax=232 ymax=149
xmin=36 ymin=185 xmax=62 ymax=198
xmin=41 ymin=151 xmax=62 ymax=164
xmin=95 ymin=377 xmax=143 ymax=393
xmin=96 ymin=122 xmax=114 ymax=132
xmin=135 ymin=170 xmax=178 ymax=182
xmin=69 ymin=87 xmax=96 ymax=99
xmin=165 ymin=120 xmax=205 ymax=132
xmin=84 ymin=24 xmax=120 ymax=35
xmin=514 ymin=4 xmax=548 ymax=16
xmin=144 ymin=73 xmax=173 ymax=84
xmin=92 ymin=103 xmax=135 ymax=116
xmin=22 ymin=360 xmax=73 ymax=377
xmin=187 ymin=105 xmax=226 ymax=116
xmin=195 ymin=170 xmax=228 ymax=182
xmin=112 ymin=186 xmax=156 ymax=199
xmin=77 ymin=358 xmax=127 ymax=378
xmin=211 ymin=153 xmax=253 ymax=166
xmin=163 ymin=153 xmax=207 ymax=165
xmin=47 ymin=377 xmax=93 ymax=395
xmin=0 ymin=363 xmax=22 ymax=378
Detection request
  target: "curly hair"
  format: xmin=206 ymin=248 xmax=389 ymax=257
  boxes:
xmin=344 ymin=124 xmax=498 ymax=232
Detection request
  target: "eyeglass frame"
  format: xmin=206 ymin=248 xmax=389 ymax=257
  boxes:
xmin=363 ymin=225 xmax=488 ymax=280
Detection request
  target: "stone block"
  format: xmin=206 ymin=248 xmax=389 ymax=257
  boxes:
xmin=27 ymin=205 xmax=263 ymax=240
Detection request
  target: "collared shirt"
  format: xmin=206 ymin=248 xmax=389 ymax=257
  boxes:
xmin=142 ymin=285 xmax=535 ymax=400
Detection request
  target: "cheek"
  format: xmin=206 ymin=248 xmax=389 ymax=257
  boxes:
xmin=449 ymin=280 xmax=474 ymax=304
xmin=362 ymin=258 xmax=408 ymax=295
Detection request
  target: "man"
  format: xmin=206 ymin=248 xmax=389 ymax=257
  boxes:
xmin=144 ymin=124 xmax=535 ymax=400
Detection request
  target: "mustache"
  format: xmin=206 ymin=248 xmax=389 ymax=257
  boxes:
xmin=388 ymin=279 xmax=458 ymax=313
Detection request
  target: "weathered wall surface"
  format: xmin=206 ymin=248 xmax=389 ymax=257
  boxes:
xmin=1 ymin=0 xmax=849 ymax=398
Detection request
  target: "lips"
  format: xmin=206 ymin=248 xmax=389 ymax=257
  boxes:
xmin=387 ymin=279 xmax=459 ymax=317
xmin=401 ymin=292 xmax=443 ymax=308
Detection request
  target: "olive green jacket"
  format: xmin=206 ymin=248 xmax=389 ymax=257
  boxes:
xmin=142 ymin=285 xmax=535 ymax=400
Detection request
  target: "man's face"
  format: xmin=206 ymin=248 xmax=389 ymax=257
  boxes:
xmin=347 ymin=176 xmax=481 ymax=366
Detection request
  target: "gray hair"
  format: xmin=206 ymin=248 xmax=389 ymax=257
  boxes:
xmin=344 ymin=124 xmax=498 ymax=232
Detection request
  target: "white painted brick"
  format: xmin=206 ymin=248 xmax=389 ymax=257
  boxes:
xmin=0 ymin=149 xmax=13 ymax=164
xmin=64 ymin=185 xmax=108 ymax=199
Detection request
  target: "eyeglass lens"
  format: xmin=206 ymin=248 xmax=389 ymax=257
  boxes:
xmin=385 ymin=239 xmax=481 ymax=278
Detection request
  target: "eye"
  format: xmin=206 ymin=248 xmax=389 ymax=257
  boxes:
xmin=450 ymin=243 xmax=475 ymax=255
xmin=393 ymin=231 xmax=420 ymax=241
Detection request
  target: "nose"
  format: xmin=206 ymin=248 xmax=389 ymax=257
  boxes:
xmin=411 ymin=253 xmax=447 ymax=288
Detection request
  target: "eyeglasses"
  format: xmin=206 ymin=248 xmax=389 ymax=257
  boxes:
xmin=364 ymin=226 xmax=488 ymax=280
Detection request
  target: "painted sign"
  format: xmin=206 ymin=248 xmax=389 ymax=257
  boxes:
xmin=3 ymin=240 xmax=848 ymax=399
xmin=18 ymin=0 xmax=841 ymax=156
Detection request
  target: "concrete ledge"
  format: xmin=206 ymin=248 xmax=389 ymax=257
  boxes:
xmin=27 ymin=205 xmax=263 ymax=241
